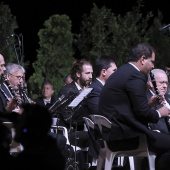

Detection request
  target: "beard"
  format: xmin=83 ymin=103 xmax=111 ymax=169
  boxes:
xmin=79 ymin=77 xmax=92 ymax=87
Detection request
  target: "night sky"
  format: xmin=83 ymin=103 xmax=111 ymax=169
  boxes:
xmin=1 ymin=0 xmax=170 ymax=77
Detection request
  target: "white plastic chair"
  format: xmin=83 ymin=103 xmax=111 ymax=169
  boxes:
xmin=90 ymin=115 xmax=156 ymax=170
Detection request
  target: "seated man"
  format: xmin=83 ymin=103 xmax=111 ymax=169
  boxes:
xmin=57 ymin=59 xmax=93 ymax=170
xmin=34 ymin=80 xmax=58 ymax=110
xmin=147 ymin=68 xmax=170 ymax=134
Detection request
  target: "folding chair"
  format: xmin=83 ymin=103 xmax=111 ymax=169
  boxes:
xmin=90 ymin=115 xmax=156 ymax=170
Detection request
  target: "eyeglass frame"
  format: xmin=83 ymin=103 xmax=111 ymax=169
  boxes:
xmin=153 ymin=80 xmax=169 ymax=86
xmin=8 ymin=73 xmax=25 ymax=80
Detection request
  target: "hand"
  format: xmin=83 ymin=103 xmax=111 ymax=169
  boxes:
xmin=5 ymin=98 xmax=18 ymax=112
xmin=148 ymin=95 xmax=159 ymax=107
xmin=158 ymin=105 xmax=170 ymax=117
xmin=12 ymin=107 xmax=23 ymax=115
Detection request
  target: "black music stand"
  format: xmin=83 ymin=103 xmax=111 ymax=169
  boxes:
xmin=67 ymin=88 xmax=93 ymax=170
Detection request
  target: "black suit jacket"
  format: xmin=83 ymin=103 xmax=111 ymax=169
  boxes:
xmin=98 ymin=63 xmax=160 ymax=141
xmin=87 ymin=79 xmax=103 ymax=115
xmin=34 ymin=94 xmax=58 ymax=109
xmin=57 ymin=81 xmax=86 ymax=129
xmin=147 ymin=90 xmax=170 ymax=134
xmin=0 ymin=83 xmax=13 ymax=112
xmin=58 ymin=81 xmax=79 ymax=97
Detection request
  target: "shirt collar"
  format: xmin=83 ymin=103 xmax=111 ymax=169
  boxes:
xmin=74 ymin=82 xmax=82 ymax=91
xmin=129 ymin=62 xmax=140 ymax=71
xmin=96 ymin=78 xmax=105 ymax=86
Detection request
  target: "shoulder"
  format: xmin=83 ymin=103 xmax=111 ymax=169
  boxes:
xmin=58 ymin=82 xmax=78 ymax=95
xmin=89 ymin=79 xmax=103 ymax=89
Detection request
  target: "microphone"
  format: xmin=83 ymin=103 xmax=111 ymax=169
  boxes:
xmin=159 ymin=24 xmax=170 ymax=31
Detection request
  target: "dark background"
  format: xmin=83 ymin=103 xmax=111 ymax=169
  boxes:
xmin=1 ymin=0 xmax=170 ymax=77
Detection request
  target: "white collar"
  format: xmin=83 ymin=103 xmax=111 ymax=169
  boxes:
xmin=96 ymin=78 xmax=105 ymax=86
xmin=74 ymin=82 xmax=82 ymax=91
xmin=128 ymin=62 xmax=140 ymax=71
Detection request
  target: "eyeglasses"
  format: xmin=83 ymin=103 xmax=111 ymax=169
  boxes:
xmin=9 ymin=73 xmax=25 ymax=80
xmin=156 ymin=81 xmax=169 ymax=86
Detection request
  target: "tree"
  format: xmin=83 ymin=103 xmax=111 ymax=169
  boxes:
xmin=0 ymin=2 xmax=19 ymax=63
xmin=146 ymin=11 xmax=170 ymax=68
xmin=74 ymin=0 xmax=153 ymax=66
xmin=28 ymin=14 xmax=74 ymax=98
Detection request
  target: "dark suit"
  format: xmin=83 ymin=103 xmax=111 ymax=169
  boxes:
xmin=34 ymin=95 xmax=58 ymax=109
xmin=57 ymin=81 xmax=87 ymax=127
xmin=0 ymin=83 xmax=13 ymax=112
xmin=87 ymin=79 xmax=103 ymax=115
xmin=86 ymin=79 xmax=104 ymax=159
xmin=147 ymin=90 xmax=170 ymax=134
xmin=58 ymin=81 xmax=79 ymax=96
xmin=98 ymin=63 xmax=170 ymax=170
xmin=58 ymin=81 xmax=90 ymax=169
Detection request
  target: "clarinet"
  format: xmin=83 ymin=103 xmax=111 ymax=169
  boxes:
xmin=150 ymin=71 xmax=170 ymax=109
xmin=149 ymin=71 xmax=170 ymax=129
xmin=18 ymin=84 xmax=34 ymax=104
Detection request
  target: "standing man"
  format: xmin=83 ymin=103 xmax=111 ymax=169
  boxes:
xmin=98 ymin=42 xmax=170 ymax=170
xmin=87 ymin=55 xmax=117 ymax=115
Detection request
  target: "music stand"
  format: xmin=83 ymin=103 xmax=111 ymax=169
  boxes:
xmin=67 ymin=88 xmax=93 ymax=170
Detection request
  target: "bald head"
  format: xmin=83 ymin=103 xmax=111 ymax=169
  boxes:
xmin=0 ymin=54 xmax=6 ymax=78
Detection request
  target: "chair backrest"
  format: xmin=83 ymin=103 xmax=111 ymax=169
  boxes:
xmin=83 ymin=117 xmax=95 ymax=130
xmin=50 ymin=125 xmax=70 ymax=145
xmin=89 ymin=115 xmax=111 ymax=149
xmin=90 ymin=115 xmax=112 ymax=132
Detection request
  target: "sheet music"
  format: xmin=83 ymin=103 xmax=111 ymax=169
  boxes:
xmin=68 ymin=88 xmax=93 ymax=108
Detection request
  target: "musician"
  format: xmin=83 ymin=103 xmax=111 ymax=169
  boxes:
xmin=87 ymin=55 xmax=117 ymax=115
xmin=0 ymin=63 xmax=28 ymax=113
xmin=34 ymin=80 xmax=58 ymax=109
xmin=57 ymin=58 xmax=93 ymax=170
xmin=147 ymin=69 xmax=170 ymax=134
xmin=98 ymin=42 xmax=170 ymax=170
xmin=57 ymin=58 xmax=93 ymax=125
xmin=0 ymin=54 xmax=6 ymax=78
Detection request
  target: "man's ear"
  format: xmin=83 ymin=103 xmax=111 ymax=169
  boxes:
xmin=101 ymin=69 xmax=106 ymax=76
xmin=76 ymin=72 xmax=80 ymax=78
xmin=6 ymin=73 xmax=10 ymax=80
xmin=140 ymin=55 xmax=146 ymax=65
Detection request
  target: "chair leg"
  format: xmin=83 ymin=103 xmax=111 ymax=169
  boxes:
xmin=148 ymin=153 xmax=156 ymax=170
xmin=97 ymin=150 xmax=105 ymax=170
xmin=118 ymin=156 xmax=124 ymax=166
xmin=104 ymin=150 xmax=116 ymax=170
xmin=129 ymin=156 xmax=135 ymax=170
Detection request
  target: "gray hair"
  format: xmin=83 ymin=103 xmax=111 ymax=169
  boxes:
xmin=148 ymin=69 xmax=167 ymax=82
xmin=5 ymin=63 xmax=25 ymax=75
